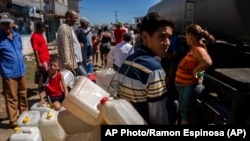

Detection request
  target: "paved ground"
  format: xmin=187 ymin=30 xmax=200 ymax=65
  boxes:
xmin=0 ymin=46 xmax=113 ymax=141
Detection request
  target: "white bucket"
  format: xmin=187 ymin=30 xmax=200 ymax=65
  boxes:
xmin=30 ymin=102 xmax=52 ymax=116
xmin=17 ymin=110 xmax=41 ymax=127
xmin=39 ymin=109 xmax=66 ymax=141
xmin=62 ymin=76 xmax=110 ymax=125
xmin=9 ymin=126 xmax=42 ymax=141
xmin=99 ymin=97 xmax=147 ymax=125
xmin=60 ymin=69 xmax=74 ymax=87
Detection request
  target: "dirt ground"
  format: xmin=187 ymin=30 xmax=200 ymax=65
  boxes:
xmin=0 ymin=46 xmax=113 ymax=141
xmin=0 ymin=46 xmax=56 ymax=141
xmin=0 ymin=80 xmax=40 ymax=141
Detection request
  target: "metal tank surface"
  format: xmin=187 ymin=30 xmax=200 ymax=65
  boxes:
xmin=148 ymin=0 xmax=250 ymax=125
xmin=148 ymin=0 xmax=250 ymax=43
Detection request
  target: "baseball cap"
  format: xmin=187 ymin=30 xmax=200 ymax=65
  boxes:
xmin=115 ymin=21 xmax=122 ymax=26
xmin=0 ymin=12 xmax=13 ymax=23
xmin=80 ymin=17 xmax=89 ymax=23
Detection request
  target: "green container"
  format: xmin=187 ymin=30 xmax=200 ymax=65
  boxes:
xmin=198 ymin=71 xmax=204 ymax=79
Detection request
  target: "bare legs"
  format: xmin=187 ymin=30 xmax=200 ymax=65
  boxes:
xmin=93 ymin=52 xmax=99 ymax=66
xmin=101 ymin=52 xmax=109 ymax=68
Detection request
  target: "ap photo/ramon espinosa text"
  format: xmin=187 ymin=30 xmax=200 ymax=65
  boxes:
xmin=101 ymin=125 xmax=249 ymax=140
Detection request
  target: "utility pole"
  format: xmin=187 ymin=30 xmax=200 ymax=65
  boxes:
xmin=40 ymin=0 xmax=44 ymax=22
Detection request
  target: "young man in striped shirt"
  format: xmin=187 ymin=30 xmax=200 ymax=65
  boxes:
xmin=116 ymin=12 xmax=175 ymax=124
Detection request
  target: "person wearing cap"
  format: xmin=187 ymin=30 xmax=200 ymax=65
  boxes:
xmin=75 ymin=17 xmax=93 ymax=68
xmin=57 ymin=10 xmax=87 ymax=76
xmin=0 ymin=12 xmax=28 ymax=128
xmin=30 ymin=22 xmax=50 ymax=81
xmin=113 ymin=21 xmax=127 ymax=45
xmin=115 ymin=12 xmax=175 ymax=124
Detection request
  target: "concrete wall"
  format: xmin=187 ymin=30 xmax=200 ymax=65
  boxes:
xmin=21 ymin=34 xmax=47 ymax=56
xmin=21 ymin=35 xmax=33 ymax=56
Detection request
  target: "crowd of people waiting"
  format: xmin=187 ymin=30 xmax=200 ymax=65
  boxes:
xmin=0 ymin=9 xmax=215 ymax=128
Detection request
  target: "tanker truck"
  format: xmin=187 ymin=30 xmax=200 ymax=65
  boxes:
xmin=148 ymin=0 xmax=250 ymax=125
xmin=148 ymin=0 xmax=250 ymax=44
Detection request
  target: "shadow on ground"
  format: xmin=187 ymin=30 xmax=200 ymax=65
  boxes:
xmin=27 ymin=88 xmax=38 ymax=98
xmin=0 ymin=87 xmax=40 ymax=129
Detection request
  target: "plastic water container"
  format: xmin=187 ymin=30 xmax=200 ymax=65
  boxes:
xmin=17 ymin=110 xmax=40 ymax=127
xmin=60 ymin=69 xmax=75 ymax=87
xmin=62 ymin=76 xmax=110 ymax=125
xmin=58 ymin=110 xmax=100 ymax=141
xmin=65 ymin=132 xmax=97 ymax=141
xmin=78 ymin=64 xmax=88 ymax=77
xmin=99 ymin=97 xmax=147 ymax=125
xmin=96 ymin=68 xmax=116 ymax=91
xmin=39 ymin=109 xmax=66 ymax=141
xmin=87 ymin=61 xmax=93 ymax=73
xmin=30 ymin=102 xmax=52 ymax=116
xmin=9 ymin=126 xmax=42 ymax=141
xmin=88 ymin=72 xmax=96 ymax=83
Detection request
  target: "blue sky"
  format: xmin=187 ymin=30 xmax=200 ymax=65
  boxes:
xmin=79 ymin=0 xmax=161 ymax=25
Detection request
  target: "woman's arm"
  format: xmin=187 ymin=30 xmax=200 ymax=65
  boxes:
xmin=193 ymin=46 xmax=212 ymax=78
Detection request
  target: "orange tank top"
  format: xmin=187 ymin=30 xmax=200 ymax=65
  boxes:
xmin=175 ymin=49 xmax=199 ymax=85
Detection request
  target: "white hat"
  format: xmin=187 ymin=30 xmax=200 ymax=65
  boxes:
xmin=80 ymin=17 xmax=89 ymax=23
xmin=0 ymin=12 xmax=12 ymax=23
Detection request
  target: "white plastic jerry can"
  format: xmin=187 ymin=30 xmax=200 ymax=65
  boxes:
xmin=9 ymin=126 xmax=42 ymax=141
xmin=30 ymin=102 xmax=52 ymax=116
xmin=58 ymin=110 xmax=101 ymax=141
xmin=99 ymin=97 xmax=147 ymax=125
xmin=62 ymin=76 xmax=110 ymax=125
xmin=39 ymin=109 xmax=66 ymax=141
xmin=17 ymin=110 xmax=40 ymax=127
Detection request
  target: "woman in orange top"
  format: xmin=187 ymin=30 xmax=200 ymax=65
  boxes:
xmin=175 ymin=24 xmax=215 ymax=125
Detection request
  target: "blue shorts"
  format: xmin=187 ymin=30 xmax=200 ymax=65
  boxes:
xmin=175 ymin=83 xmax=204 ymax=121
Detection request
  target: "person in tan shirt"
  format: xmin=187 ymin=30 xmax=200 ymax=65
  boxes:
xmin=57 ymin=10 xmax=84 ymax=76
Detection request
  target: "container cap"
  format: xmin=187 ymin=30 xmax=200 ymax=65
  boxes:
xmin=23 ymin=117 xmax=30 ymax=123
xmin=100 ymin=97 xmax=109 ymax=105
xmin=14 ymin=127 xmax=20 ymax=132
xmin=46 ymin=103 xmax=51 ymax=108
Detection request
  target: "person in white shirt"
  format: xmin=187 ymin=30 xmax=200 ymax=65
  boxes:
xmin=109 ymin=33 xmax=134 ymax=71
xmin=128 ymin=26 xmax=135 ymax=45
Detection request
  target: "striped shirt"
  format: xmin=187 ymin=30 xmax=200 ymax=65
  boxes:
xmin=175 ymin=49 xmax=199 ymax=85
xmin=117 ymin=45 xmax=167 ymax=124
